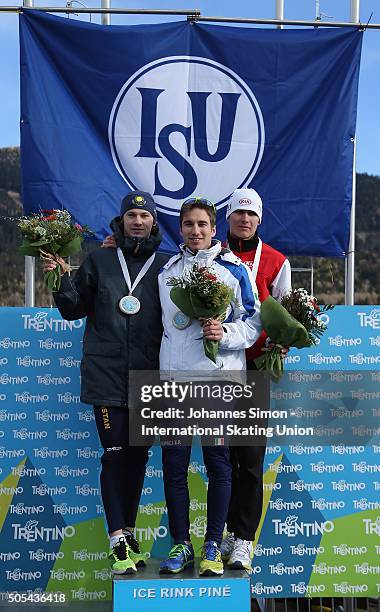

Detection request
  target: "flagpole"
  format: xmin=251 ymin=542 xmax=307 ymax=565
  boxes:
xmin=101 ymin=0 xmax=110 ymax=25
xmin=351 ymin=0 xmax=360 ymax=23
xmin=22 ymin=0 xmax=35 ymax=306
xmin=345 ymin=0 xmax=360 ymax=306
xmin=275 ymin=0 xmax=284 ymax=29
xmin=3 ymin=6 xmax=202 ymax=14
xmin=185 ymin=14 xmax=379 ymax=27
xmin=3 ymin=6 xmax=379 ymax=25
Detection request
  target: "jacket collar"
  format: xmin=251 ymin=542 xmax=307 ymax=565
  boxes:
xmin=180 ymin=239 xmax=222 ymax=268
xmin=163 ymin=240 xmax=222 ymax=270
xmin=227 ymin=230 xmax=259 ymax=253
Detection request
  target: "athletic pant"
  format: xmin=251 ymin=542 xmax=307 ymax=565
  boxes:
xmin=226 ymin=444 xmax=266 ymax=541
xmin=225 ymin=359 xmax=268 ymax=541
xmin=94 ymin=406 xmax=150 ymax=534
xmin=162 ymin=444 xmax=232 ymax=544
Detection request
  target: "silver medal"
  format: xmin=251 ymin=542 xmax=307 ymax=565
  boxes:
xmin=119 ymin=295 xmax=141 ymax=315
xmin=172 ymin=311 xmax=191 ymax=330
xmin=116 ymin=248 xmax=156 ymax=316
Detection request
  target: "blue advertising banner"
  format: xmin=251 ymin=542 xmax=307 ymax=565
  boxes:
xmin=0 ymin=306 xmax=379 ymax=602
xmin=19 ymin=11 xmax=362 ymax=256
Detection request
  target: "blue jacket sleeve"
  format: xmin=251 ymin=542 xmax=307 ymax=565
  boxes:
xmin=219 ymin=263 xmax=262 ymax=350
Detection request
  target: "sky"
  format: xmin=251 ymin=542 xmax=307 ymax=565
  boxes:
xmin=0 ymin=0 xmax=380 ymax=176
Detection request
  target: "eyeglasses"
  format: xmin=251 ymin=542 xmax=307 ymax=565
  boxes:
xmin=181 ymin=197 xmax=216 ymax=212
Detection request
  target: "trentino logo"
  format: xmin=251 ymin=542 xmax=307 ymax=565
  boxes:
xmin=357 ymin=309 xmax=380 ymax=328
xmin=109 ymin=56 xmax=265 ymax=215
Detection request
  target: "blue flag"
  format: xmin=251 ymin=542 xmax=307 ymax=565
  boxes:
xmin=19 ymin=11 xmax=362 ymax=256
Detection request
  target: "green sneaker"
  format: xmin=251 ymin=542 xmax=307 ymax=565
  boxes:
xmin=199 ymin=541 xmax=224 ymax=576
xmin=123 ymin=529 xmax=148 ymax=568
xmin=109 ymin=536 xmax=137 ymax=574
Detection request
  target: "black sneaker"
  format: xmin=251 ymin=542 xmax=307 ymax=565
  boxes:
xmin=123 ymin=529 xmax=147 ymax=568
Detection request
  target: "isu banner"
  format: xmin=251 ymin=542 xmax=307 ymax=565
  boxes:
xmin=20 ymin=11 xmax=362 ymax=256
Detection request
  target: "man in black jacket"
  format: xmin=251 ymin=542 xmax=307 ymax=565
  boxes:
xmin=43 ymin=191 xmax=169 ymax=575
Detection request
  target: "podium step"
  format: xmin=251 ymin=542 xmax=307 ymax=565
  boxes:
xmin=113 ymin=559 xmax=251 ymax=612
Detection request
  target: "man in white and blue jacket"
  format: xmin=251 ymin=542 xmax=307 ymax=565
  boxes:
xmin=158 ymin=197 xmax=262 ymax=576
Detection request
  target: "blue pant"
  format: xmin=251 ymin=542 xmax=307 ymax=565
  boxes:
xmin=162 ymin=444 xmax=232 ymax=544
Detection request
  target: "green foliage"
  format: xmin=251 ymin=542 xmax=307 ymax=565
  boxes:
xmin=45 ymin=268 xmax=62 ymax=292
xmin=16 ymin=209 xmax=90 ymax=293
xmin=19 ymin=242 xmax=42 ymax=256
xmin=59 ymin=236 xmax=83 ymax=257
xmin=168 ymin=263 xmax=234 ymax=312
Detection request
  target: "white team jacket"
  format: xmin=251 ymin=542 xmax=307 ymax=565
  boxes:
xmin=158 ymin=240 xmax=262 ymax=381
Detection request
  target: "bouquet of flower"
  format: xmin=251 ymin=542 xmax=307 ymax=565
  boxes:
xmin=255 ymin=289 xmax=334 ymax=381
xmin=18 ymin=209 xmax=91 ymax=291
xmin=167 ymin=263 xmax=235 ymax=363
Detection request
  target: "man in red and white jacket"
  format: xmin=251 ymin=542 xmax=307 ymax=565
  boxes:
xmin=221 ymin=188 xmax=291 ymax=571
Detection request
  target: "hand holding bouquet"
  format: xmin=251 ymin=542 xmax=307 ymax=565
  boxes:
xmin=255 ymin=289 xmax=334 ymax=381
xmin=18 ymin=209 xmax=91 ymax=291
xmin=167 ymin=263 xmax=235 ymax=363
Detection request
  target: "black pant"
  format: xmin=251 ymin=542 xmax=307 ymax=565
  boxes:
xmin=226 ymin=444 xmax=266 ymax=541
xmin=162 ymin=444 xmax=232 ymax=545
xmin=226 ymin=360 xmax=267 ymax=541
xmin=94 ymin=406 xmax=150 ymax=534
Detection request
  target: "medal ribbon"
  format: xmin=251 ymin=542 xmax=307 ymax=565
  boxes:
xmin=117 ymin=248 xmax=156 ymax=295
xmin=250 ymin=238 xmax=262 ymax=281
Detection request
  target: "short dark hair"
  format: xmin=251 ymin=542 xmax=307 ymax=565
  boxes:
xmin=179 ymin=197 xmax=216 ymax=227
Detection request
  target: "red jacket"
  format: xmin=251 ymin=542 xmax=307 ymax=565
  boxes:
xmin=225 ymin=233 xmax=291 ymax=362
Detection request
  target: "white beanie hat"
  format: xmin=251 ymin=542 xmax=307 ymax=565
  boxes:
xmin=225 ymin=188 xmax=263 ymax=223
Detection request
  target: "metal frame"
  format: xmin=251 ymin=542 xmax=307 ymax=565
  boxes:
xmin=263 ymin=597 xmax=380 ymax=611
xmin=0 ymin=4 xmax=378 ymax=27
xmin=1 ymin=6 xmax=201 ymax=13
xmin=4 ymin=6 xmax=378 ymax=27
xmin=187 ymin=15 xmax=375 ymax=28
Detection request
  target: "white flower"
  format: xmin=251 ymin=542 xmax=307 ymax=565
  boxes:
xmin=35 ymin=226 xmax=47 ymax=237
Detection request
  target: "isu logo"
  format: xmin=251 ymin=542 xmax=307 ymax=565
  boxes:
xmin=109 ymin=56 xmax=265 ymax=215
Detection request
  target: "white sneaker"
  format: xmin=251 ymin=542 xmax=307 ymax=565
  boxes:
xmin=227 ymin=538 xmax=253 ymax=572
xmin=220 ymin=532 xmax=235 ymax=561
